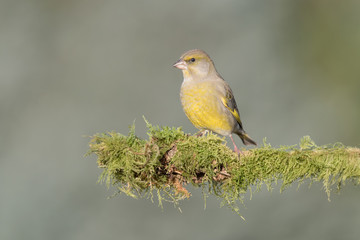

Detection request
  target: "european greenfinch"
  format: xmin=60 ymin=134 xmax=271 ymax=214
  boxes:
xmin=173 ymin=49 xmax=257 ymax=154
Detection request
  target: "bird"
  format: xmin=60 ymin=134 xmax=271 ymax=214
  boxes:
xmin=173 ymin=49 xmax=257 ymax=154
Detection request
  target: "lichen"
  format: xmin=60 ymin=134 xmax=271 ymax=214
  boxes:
xmin=87 ymin=119 xmax=360 ymax=217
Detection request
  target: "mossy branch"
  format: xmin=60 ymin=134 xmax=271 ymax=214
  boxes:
xmin=87 ymin=119 xmax=360 ymax=217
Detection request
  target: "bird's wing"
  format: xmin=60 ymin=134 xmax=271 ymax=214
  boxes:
xmin=220 ymin=82 xmax=243 ymax=128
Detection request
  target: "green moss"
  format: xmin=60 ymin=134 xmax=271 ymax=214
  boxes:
xmin=88 ymin=120 xmax=360 ymax=217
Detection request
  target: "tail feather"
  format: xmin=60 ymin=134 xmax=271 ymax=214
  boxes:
xmin=237 ymin=132 xmax=257 ymax=146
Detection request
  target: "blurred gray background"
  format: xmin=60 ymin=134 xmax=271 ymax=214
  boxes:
xmin=1 ymin=0 xmax=360 ymax=239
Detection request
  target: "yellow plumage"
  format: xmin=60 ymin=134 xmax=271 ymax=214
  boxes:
xmin=173 ymin=49 xmax=256 ymax=154
xmin=181 ymin=81 xmax=234 ymax=135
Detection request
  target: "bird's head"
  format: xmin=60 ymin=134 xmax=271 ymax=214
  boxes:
xmin=173 ymin=49 xmax=216 ymax=81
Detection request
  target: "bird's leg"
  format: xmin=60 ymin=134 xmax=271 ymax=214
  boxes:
xmin=195 ymin=130 xmax=208 ymax=137
xmin=230 ymin=135 xmax=244 ymax=157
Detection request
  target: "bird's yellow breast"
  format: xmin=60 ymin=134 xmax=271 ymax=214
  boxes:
xmin=180 ymin=81 xmax=234 ymax=135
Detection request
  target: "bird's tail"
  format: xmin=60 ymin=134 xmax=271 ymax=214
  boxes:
xmin=236 ymin=131 xmax=257 ymax=146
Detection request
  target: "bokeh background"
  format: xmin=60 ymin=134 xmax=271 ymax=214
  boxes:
xmin=1 ymin=0 xmax=360 ymax=239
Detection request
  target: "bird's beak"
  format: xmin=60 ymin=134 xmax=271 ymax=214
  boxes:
xmin=173 ymin=59 xmax=187 ymax=70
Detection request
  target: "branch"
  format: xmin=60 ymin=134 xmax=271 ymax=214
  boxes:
xmin=87 ymin=119 xmax=360 ymax=217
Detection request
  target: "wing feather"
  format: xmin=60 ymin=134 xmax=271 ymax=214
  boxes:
xmin=220 ymin=83 xmax=243 ymax=128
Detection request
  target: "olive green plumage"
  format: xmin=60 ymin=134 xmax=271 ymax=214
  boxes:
xmin=173 ymin=49 xmax=256 ymax=153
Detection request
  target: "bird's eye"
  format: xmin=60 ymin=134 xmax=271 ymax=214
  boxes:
xmin=190 ymin=58 xmax=196 ymax=62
